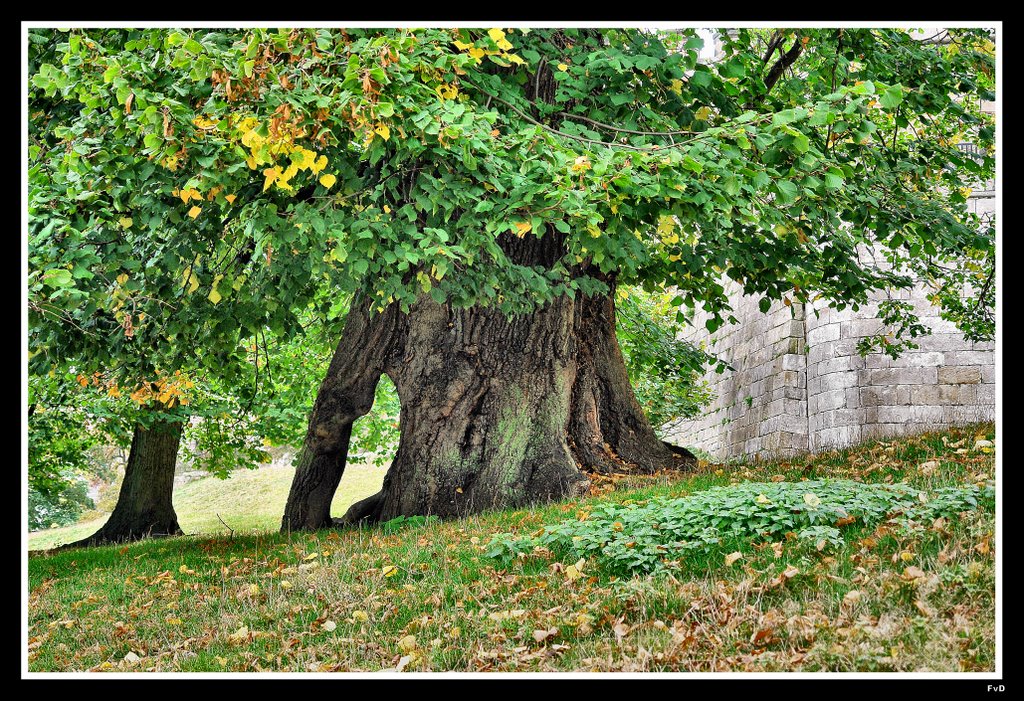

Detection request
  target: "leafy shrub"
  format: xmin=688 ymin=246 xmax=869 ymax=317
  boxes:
xmin=615 ymin=287 xmax=722 ymax=429
xmin=486 ymin=479 xmax=994 ymax=575
xmin=381 ymin=514 xmax=439 ymax=534
xmin=28 ymin=477 xmax=94 ymax=531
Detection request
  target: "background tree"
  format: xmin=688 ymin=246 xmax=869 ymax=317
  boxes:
xmin=29 ymin=27 xmax=995 ymax=534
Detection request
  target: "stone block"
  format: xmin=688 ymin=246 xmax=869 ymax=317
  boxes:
xmin=820 ymin=371 xmax=859 ymax=391
xmin=781 ymin=353 xmax=806 ymax=372
xmin=815 ymin=356 xmax=864 ymax=376
xmin=876 ymin=405 xmax=945 ymax=424
xmin=937 ymin=366 xmax=982 ymax=385
xmin=807 ymin=343 xmax=834 ymax=365
xmin=807 ymin=323 xmax=841 ymax=345
xmin=890 ymin=351 xmax=944 ymax=368
xmin=845 ymin=388 xmax=861 ymax=409
xmin=944 ymin=405 xmax=994 ymax=424
xmin=977 ymin=384 xmax=995 ymax=405
xmin=868 ymin=368 xmax=938 ymax=386
xmin=947 ymin=350 xmax=993 ymax=366
xmin=848 ymin=318 xmax=884 ymax=338
xmin=917 ymin=334 xmax=970 ymax=352
xmin=861 ymin=423 xmax=905 ymax=441
xmin=807 ymin=377 xmax=822 ymax=396
xmin=816 ymin=389 xmax=847 ymax=412
xmin=864 ymin=354 xmax=892 ymax=369
xmin=812 ymin=425 xmax=862 ymax=451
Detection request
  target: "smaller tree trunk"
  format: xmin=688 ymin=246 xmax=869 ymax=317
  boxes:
xmin=280 ymin=299 xmax=405 ymax=531
xmin=67 ymin=418 xmax=184 ymax=548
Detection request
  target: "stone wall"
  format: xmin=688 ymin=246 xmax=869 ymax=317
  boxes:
xmin=668 ymin=289 xmax=808 ymax=459
xmin=664 ymin=190 xmax=995 ymax=461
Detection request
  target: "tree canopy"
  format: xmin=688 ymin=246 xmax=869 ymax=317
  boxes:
xmin=29 ymin=27 xmax=995 ymax=391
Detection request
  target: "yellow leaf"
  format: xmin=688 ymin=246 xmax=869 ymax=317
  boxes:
xmin=249 ymin=584 xmax=259 ymax=595
xmin=382 ymin=565 xmax=399 ymax=578
xmin=188 ymin=205 xmax=202 ymax=219
xmin=558 ymin=63 xmax=568 ymax=71
xmin=304 ymin=552 xmax=320 ymax=561
xmin=695 ymin=106 xmax=713 ymax=121
xmin=280 ymin=580 xmax=293 ymax=590
xmin=398 ymin=634 xmax=417 ymax=653
xmin=294 ymin=148 xmax=317 ymax=170
xmin=263 ymin=167 xmax=281 ymax=192
xmin=117 ymin=273 xmax=129 ymax=285
xmin=375 ymin=123 xmax=390 ymax=141
xmin=352 ymin=610 xmax=369 ymax=623
xmin=505 ymin=53 xmax=525 ymax=65
xmin=311 ymin=154 xmax=328 ymax=175
xmin=319 ymin=173 xmax=337 ymax=189
xmin=469 ymin=47 xmax=485 ymax=61
xmin=513 ymin=220 xmax=532 ymax=238
xmin=208 ymin=287 xmax=222 ymax=305
xmin=571 ymin=155 xmax=591 ymax=173
xmin=225 ymin=194 xmax=236 ymax=204
xmin=118 ymin=217 xmax=133 ymax=229
xmin=564 ymin=557 xmax=586 ymax=582
xmin=488 ymin=28 xmax=506 ymax=44
xmin=241 ymin=129 xmax=263 ymax=149
xmin=453 ymin=40 xmax=474 ymax=51
xmin=215 ymin=656 xmax=227 ymax=666
xmin=187 ymin=272 xmax=199 ymax=294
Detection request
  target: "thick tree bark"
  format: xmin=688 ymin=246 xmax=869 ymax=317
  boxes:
xmin=280 ymin=300 xmax=405 ymax=531
xmin=569 ymin=281 xmax=697 ymax=475
xmin=283 ymin=239 xmax=695 ymax=530
xmin=67 ymin=418 xmax=184 ymax=547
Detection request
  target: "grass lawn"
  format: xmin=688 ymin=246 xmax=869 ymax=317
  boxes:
xmin=27 ymin=461 xmax=386 ymax=551
xmin=27 ymin=424 xmax=996 ymax=673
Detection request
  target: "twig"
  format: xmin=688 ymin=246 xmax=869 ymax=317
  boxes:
xmin=464 ymin=79 xmax=736 ymax=153
xmin=216 ymin=512 xmax=235 ymax=541
xmin=556 ymin=112 xmax=699 ymax=137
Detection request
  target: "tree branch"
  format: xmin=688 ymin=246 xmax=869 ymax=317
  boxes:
xmin=754 ymin=36 xmax=807 ymax=105
xmin=557 ymin=111 xmax=698 ymax=137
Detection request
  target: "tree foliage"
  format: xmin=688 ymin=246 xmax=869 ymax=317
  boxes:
xmin=28 ymin=26 xmax=996 ymax=503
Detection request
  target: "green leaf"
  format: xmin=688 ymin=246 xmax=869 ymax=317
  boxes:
xmin=879 ymin=84 xmax=905 ymax=110
xmin=42 ymin=269 xmax=73 ymax=288
xmin=775 ymin=180 xmax=799 ymax=203
xmin=824 ymin=170 xmax=845 ymax=190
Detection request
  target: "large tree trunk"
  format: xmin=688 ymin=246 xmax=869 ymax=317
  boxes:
xmin=68 ymin=418 xmax=184 ymax=547
xmin=283 ymin=240 xmax=695 ymax=530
